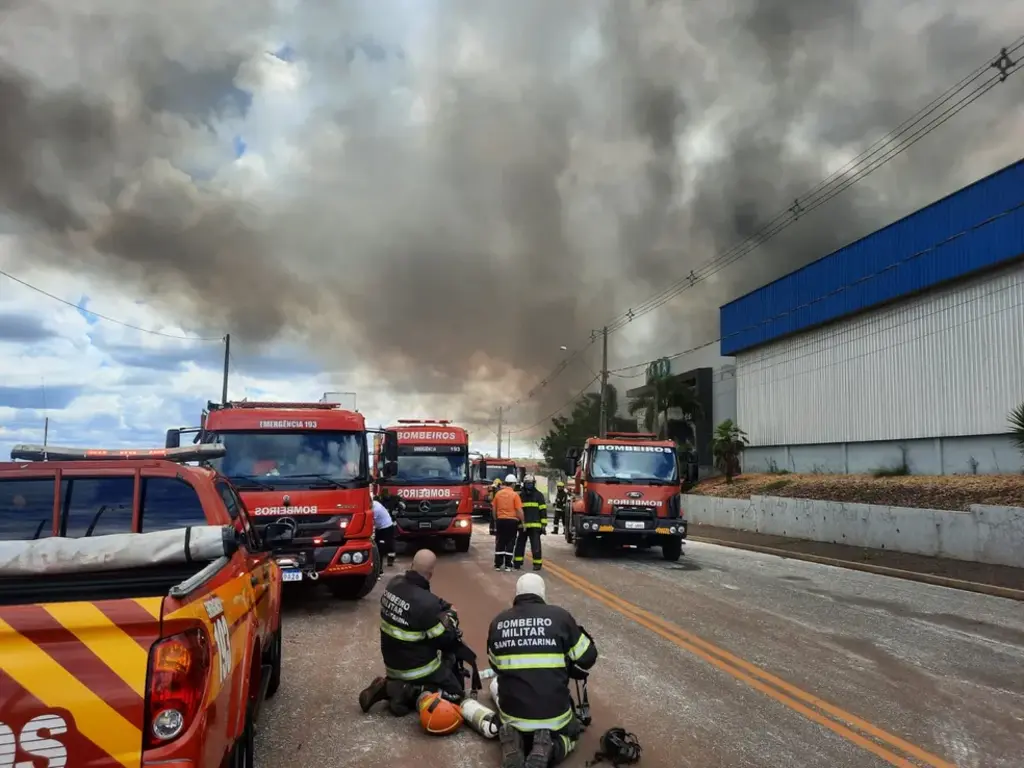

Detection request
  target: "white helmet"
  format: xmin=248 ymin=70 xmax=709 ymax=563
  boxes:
xmin=504 ymin=473 xmax=518 ymax=484
xmin=523 ymin=474 xmax=536 ymax=485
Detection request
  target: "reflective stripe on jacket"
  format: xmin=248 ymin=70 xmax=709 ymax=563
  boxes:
xmin=486 ymin=593 xmax=598 ymax=731
xmin=519 ymin=486 xmax=547 ymax=528
xmin=379 ymin=571 xmax=458 ymax=681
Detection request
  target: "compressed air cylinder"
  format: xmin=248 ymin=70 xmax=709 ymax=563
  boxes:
xmin=461 ymin=698 xmax=499 ymax=739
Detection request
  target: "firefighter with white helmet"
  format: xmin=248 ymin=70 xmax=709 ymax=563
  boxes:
xmin=492 ymin=473 xmax=524 ymax=571
xmin=513 ymin=474 xmax=547 ymax=571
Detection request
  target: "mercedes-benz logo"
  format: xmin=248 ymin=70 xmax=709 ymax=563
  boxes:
xmin=418 ymin=501 xmax=432 ymax=513
xmin=283 ymin=494 xmax=292 ymax=506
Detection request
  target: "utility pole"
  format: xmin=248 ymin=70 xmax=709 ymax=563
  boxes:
xmin=496 ymin=406 xmax=503 ymax=458
xmin=507 ymin=429 xmax=511 ymax=458
xmin=598 ymin=326 xmax=609 ymax=437
xmin=221 ymin=334 xmax=231 ymax=405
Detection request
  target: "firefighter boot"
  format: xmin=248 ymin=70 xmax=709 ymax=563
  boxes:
xmin=499 ymin=723 xmax=526 ymax=768
xmin=386 ymin=552 xmax=396 ymax=567
xmin=526 ymin=729 xmax=554 ymax=768
xmin=358 ymin=676 xmax=388 ymax=713
xmin=386 ymin=680 xmax=415 ymax=716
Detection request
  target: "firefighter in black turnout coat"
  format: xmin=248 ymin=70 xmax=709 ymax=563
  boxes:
xmin=359 ymin=550 xmax=465 ymax=715
xmin=512 ymin=474 xmax=547 ymax=571
xmin=487 ymin=573 xmax=598 ymax=768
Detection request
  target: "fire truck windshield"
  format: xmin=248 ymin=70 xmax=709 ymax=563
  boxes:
xmin=473 ymin=463 xmax=515 ymax=482
xmin=393 ymin=448 xmax=468 ymax=484
xmin=209 ymin=431 xmax=367 ymax=488
xmin=588 ymin=445 xmax=678 ymax=483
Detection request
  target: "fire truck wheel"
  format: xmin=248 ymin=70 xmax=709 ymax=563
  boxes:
xmin=454 ymin=536 xmax=471 ymax=553
xmin=573 ymin=535 xmax=591 ymax=558
xmin=264 ymin=627 xmax=282 ymax=699
xmin=229 ymin=701 xmax=255 ymax=768
xmin=662 ymin=537 xmax=683 ymax=562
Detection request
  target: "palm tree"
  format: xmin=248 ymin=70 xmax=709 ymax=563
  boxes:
xmin=711 ymin=419 xmax=749 ymax=483
xmin=627 ymin=373 xmax=703 ymax=438
xmin=1010 ymin=402 xmax=1024 ymax=455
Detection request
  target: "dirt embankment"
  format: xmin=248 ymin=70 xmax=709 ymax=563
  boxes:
xmin=691 ymin=472 xmax=1024 ymax=511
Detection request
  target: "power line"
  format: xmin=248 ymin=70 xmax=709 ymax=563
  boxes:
xmin=607 ymin=200 xmax=1024 ymax=376
xmin=508 ymin=38 xmax=1021 ymax=404
xmin=0 ymin=267 xmax=224 ymax=341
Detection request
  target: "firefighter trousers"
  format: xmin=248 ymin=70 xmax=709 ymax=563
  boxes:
xmin=513 ymin=526 xmax=542 ymax=570
xmin=494 ymin=519 xmax=520 ymax=568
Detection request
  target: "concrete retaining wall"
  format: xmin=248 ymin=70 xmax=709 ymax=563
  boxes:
xmin=683 ymin=494 xmax=1024 ymax=568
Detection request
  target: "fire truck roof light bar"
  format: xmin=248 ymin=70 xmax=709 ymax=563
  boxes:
xmin=9 ymin=444 xmax=227 ymax=463
xmin=395 ymin=419 xmax=452 ymax=425
xmin=604 ymin=432 xmax=659 ymax=439
xmin=208 ymin=401 xmax=342 ymax=411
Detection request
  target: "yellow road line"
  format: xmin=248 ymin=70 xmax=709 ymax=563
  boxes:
xmin=42 ymin=602 xmax=149 ymax=695
xmin=0 ymin=616 xmax=141 ymax=768
xmin=545 ymin=560 xmax=954 ymax=768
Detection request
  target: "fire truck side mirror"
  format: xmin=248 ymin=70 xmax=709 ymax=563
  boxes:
xmin=383 ymin=460 xmax=398 ymax=478
xmin=383 ymin=432 xmax=398 ymax=462
xmin=165 ymin=429 xmax=181 ymax=449
xmin=565 ymin=457 xmax=578 ymax=476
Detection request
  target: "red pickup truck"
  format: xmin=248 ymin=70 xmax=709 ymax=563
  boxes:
xmin=0 ymin=444 xmax=291 ymax=768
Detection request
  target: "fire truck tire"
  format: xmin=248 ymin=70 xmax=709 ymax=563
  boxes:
xmin=329 ymin=545 xmax=382 ymax=600
xmin=662 ymin=538 xmax=683 ymax=562
xmin=264 ymin=627 xmax=282 ymax=699
xmin=573 ymin=534 xmax=591 ymax=558
xmin=454 ymin=536 xmax=471 ymax=553
xmin=229 ymin=701 xmax=255 ymax=768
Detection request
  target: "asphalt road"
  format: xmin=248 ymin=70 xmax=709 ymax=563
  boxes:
xmin=255 ymin=524 xmax=1024 ymax=768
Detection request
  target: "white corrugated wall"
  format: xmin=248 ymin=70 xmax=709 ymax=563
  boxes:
xmin=736 ymin=260 xmax=1024 ymax=446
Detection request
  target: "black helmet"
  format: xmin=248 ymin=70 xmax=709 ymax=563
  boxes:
xmin=587 ymin=728 xmax=642 ymax=767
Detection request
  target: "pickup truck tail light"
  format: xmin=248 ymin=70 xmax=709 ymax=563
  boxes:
xmin=145 ymin=629 xmax=210 ymax=748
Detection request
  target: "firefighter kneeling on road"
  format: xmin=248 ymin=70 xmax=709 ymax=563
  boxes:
xmin=359 ymin=550 xmax=469 ymax=715
xmin=513 ymin=474 xmax=546 ymax=571
xmin=552 ymin=481 xmax=569 ymax=536
xmin=488 ymin=573 xmax=598 ymax=768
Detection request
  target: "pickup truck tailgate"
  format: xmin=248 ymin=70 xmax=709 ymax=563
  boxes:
xmin=0 ymin=597 xmax=163 ymax=768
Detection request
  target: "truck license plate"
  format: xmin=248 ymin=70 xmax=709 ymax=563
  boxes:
xmin=624 ymin=521 xmax=645 ymax=530
xmin=419 ymin=521 xmax=432 ymax=529
xmin=281 ymin=569 xmax=303 ymax=582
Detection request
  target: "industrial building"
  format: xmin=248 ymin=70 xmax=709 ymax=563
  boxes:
xmin=723 ymin=158 xmax=1024 ymax=475
xmin=630 ymin=158 xmax=1024 ymax=476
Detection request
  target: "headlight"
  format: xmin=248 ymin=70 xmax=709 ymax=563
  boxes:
xmin=352 ymin=551 xmax=365 ymax=564
xmin=456 ymin=519 xmax=469 ymax=528
xmin=341 ymin=553 xmax=352 ymax=564
xmin=338 ymin=516 xmax=350 ymax=529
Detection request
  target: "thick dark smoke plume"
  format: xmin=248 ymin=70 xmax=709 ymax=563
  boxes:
xmin=1 ymin=0 xmax=1021 ymax=432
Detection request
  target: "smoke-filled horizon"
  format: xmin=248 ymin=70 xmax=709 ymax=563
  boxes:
xmin=1 ymin=0 xmax=1022 ymax=432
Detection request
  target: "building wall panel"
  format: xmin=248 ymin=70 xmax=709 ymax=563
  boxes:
xmin=735 ymin=260 xmax=1024 ymax=446
xmin=720 ymin=159 xmax=1024 ymax=355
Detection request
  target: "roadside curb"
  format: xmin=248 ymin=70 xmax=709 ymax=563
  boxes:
xmin=688 ymin=536 xmax=1024 ymax=602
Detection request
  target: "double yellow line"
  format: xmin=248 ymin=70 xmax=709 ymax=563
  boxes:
xmin=544 ymin=561 xmax=954 ymax=768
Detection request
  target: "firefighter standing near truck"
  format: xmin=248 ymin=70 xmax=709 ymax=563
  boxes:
xmin=493 ymin=473 xmax=525 ymax=571
xmin=552 ymin=481 xmax=569 ymax=536
xmin=512 ymin=474 xmax=547 ymax=571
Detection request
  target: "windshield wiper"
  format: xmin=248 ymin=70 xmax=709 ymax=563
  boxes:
xmin=228 ymin=474 xmax=277 ymax=490
xmin=281 ymin=473 xmax=354 ymax=489
xmin=592 ymin=478 xmax=623 ymax=484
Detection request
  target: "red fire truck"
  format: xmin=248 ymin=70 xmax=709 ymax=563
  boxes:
xmin=374 ymin=420 xmax=473 ymax=552
xmin=469 ymin=455 xmax=520 ymax=519
xmin=166 ymin=400 xmax=380 ymax=600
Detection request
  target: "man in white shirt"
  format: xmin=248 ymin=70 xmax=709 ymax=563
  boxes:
xmin=372 ymin=493 xmax=397 ymax=567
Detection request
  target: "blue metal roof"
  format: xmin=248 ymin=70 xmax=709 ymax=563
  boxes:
xmin=719 ymin=158 xmax=1024 ymax=356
